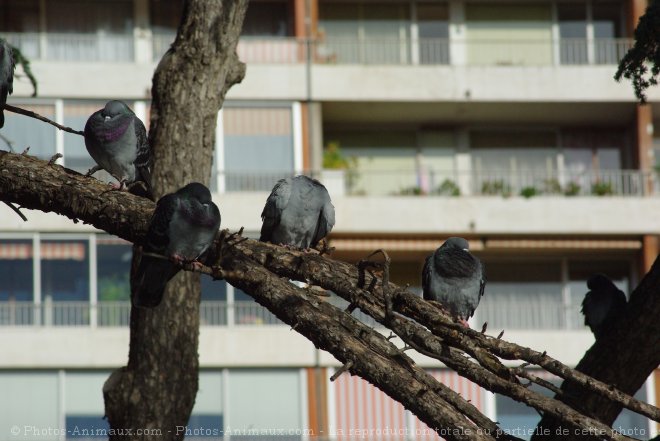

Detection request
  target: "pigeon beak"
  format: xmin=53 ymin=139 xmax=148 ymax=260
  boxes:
xmin=463 ymin=248 xmax=469 ymax=252
xmin=104 ymin=116 xmax=111 ymax=121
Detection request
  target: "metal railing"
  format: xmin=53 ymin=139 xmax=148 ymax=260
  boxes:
xmin=3 ymin=32 xmax=134 ymax=62
xmin=3 ymin=32 xmax=631 ymax=66
xmin=0 ymin=301 xmax=283 ymax=327
xmin=217 ymin=168 xmax=657 ymax=197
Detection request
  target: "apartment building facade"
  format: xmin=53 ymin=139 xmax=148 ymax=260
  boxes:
xmin=0 ymin=0 xmax=658 ymax=439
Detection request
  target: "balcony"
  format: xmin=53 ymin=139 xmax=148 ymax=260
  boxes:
xmin=0 ymin=300 xmax=281 ymax=327
xmin=217 ymin=168 xmax=657 ymax=198
xmin=0 ymin=295 xmax=592 ymax=332
xmin=3 ymin=32 xmax=632 ymax=66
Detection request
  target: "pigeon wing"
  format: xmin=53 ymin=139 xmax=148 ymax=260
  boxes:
xmin=133 ymin=116 xmax=153 ymax=197
xmin=260 ymin=178 xmax=292 ymax=242
xmin=435 ymin=248 xmax=480 ymax=279
xmin=421 ymin=254 xmax=435 ymax=301
xmin=133 ymin=193 xmax=179 ymax=308
xmin=311 ymin=197 xmax=336 ymax=248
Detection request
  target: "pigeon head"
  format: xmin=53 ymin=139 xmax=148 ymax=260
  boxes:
xmin=101 ymin=100 xmax=131 ymax=120
xmin=178 ymin=182 xmax=213 ymax=204
xmin=442 ymin=237 xmax=470 ymax=252
xmin=587 ymin=273 xmax=615 ymax=291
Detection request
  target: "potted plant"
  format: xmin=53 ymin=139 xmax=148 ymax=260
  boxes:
xmin=322 ymin=142 xmax=357 ymax=196
xmin=435 ymin=179 xmax=461 ymax=196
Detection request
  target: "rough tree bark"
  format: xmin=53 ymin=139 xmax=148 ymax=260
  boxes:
xmin=1 ymin=151 xmax=659 ymax=441
xmin=101 ymin=1 xmax=248 ymax=439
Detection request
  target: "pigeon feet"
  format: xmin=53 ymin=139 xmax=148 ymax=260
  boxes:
xmin=85 ymin=165 xmax=102 ymax=177
xmin=459 ymin=318 xmax=471 ymax=328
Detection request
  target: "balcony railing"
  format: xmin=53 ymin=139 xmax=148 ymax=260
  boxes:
xmin=0 ymin=296 xmax=588 ymax=331
xmin=217 ymin=168 xmax=657 ymax=197
xmin=2 ymin=32 xmax=631 ymax=66
xmin=0 ymin=301 xmax=283 ymax=327
xmin=3 ymin=32 xmax=134 ymax=62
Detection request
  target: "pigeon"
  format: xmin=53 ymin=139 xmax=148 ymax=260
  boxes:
xmin=581 ymin=273 xmax=627 ymax=340
xmin=422 ymin=237 xmax=486 ymax=327
xmin=0 ymin=39 xmax=15 ymax=128
xmin=260 ymin=175 xmax=335 ymax=249
xmin=83 ymin=100 xmax=152 ymax=197
xmin=133 ymin=182 xmax=221 ymax=308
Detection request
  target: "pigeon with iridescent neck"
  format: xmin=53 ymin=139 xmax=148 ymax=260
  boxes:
xmin=0 ymin=39 xmax=15 ymax=128
xmin=260 ymin=175 xmax=335 ymax=249
xmin=133 ymin=182 xmax=221 ymax=308
xmin=84 ymin=100 xmax=152 ymax=197
xmin=581 ymin=274 xmax=626 ymax=340
xmin=422 ymin=237 xmax=486 ymax=327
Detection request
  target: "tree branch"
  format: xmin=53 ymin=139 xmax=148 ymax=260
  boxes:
xmin=2 ymin=103 xmax=84 ymax=136
xmin=2 ymin=150 xmax=658 ymax=440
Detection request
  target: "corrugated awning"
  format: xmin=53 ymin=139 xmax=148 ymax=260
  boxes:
xmin=0 ymin=243 xmax=86 ymax=260
xmin=329 ymin=238 xmax=642 ymax=252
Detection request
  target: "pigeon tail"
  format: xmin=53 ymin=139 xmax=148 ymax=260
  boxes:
xmin=132 ymin=254 xmax=179 ymax=308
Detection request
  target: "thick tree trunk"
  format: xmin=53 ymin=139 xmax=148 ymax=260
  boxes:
xmin=101 ymin=1 xmax=247 ymax=439
xmin=532 ymin=261 xmax=660 ymax=441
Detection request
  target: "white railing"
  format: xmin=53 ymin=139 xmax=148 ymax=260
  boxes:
xmin=0 ymin=301 xmax=282 ymax=327
xmin=3 ymin=32 xmax=631 ymax=66
xmin=217 ymin=168 xmax=656 ymax=197
xmin=3 ymin=32 xmax=134 ymax=62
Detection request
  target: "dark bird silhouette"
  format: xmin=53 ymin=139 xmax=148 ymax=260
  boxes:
xmin=260 ymin=175 xmax=335 ymax=249
xmin=0 ymin=39 xmax=15 ymax=128
xmin=133 ymin=183 xmax=220 ymax=308
xmin=423 ymin=237 xmax=486 ymax=327
xmin=581 ymin=273 xmax=627 ymax=339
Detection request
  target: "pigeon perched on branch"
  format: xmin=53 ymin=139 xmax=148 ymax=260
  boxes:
xmin=260 ymin=175 xmax=335 ymax=249
xmin=0 ymin=39 xmax=15 ymax=128
xmin=581 ymin=273 xmax=626 ymax=340
xmin=133 ymin=182 xmax=221 ymax=308
xmin=422 ymin=237 xmax=486 ymax=327
xmin=84 ymin=100 xmax=152 ymax=197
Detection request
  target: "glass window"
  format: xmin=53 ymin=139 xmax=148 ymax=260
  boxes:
xmin=97 ymin=237 xmax=131 ymax=302
xmin=201 ymin=277 xmax=227 ymax=326
xmin=0 ymin=0 xmax=40 ymax=58
xmin=558 ymin=3 xmax=587 ymax=64
xmin=41 ymin=239 xmax=90 ymax=326
xmin=2 ymin=103 xmax=57 ymax=159
xmin=476 ymin=260 xmax=563 ymax=329
xmin=593 ymin=2 xmax=626 ymax=64
xmin=189 ymin=370 xmax=224 ymax=434
xmin=227 ymin=369 xmax=302 ymax=440
xmin=465 ymin=3 xmax=553 ymax=66
xmin=223 ymin=106 xmax=294 ymax=192
xmin=417 ymin=3 xmax=449 ymax=64
xmin=45 ymin=0 xmax=134 ymax=61
xmin=0 ymin=239 xmax=34 ymax=325
xmin=234 ymin=287 xmax=280 ymax=325
xmin=0 ymin=372 xmax=60 ymax=437
xmin=243 ymin=1 xmax=291 ymax=36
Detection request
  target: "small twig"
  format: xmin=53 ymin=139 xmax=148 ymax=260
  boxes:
xmin=481 ymin=322 xmax=488 ymax=334
xmin=21 ymin=146 xmax=30 ymax=155
xmin=316 ymin=238 xmax=335 ymax=256
xmin=357 ymin=249 xmax=393 ymax=319
xmin=48 ymin=153 xmax=63 ymax=165
xmin=3 ymin=201 xmax=27 ymax=222
xmin=497 ymin=330 xmax=505 ymax=339
xmin=330 ymin=361 xmax=353 ymax=382
xmin=2 ymin=104 xmax=84 ymax=136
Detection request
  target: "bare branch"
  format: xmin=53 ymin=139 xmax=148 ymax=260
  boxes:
xmin=2 ymin=103 xmax=84 ymax=136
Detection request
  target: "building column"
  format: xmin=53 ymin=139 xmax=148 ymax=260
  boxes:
xmin=629 ymin=0 xmax=648 ymax=36
xmin=133 ymin=0 xmax=153 ymax=63
xmin=641 ymin=235 xmax=658 ymax=275
xmin=635 ymin=104 xmax=654 ymax=195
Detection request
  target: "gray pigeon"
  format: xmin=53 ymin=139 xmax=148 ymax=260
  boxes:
xmin=422 ymin=237 xmax=486 ymax=327
xmin=84 ymin=100 xmax=152 ymax=197
xmin=260 ymin=175 xmax=335 ymax=249
xmin=581 ymin=273 xmax=627 ymax=340
xmin=0 ymin=39 xmax=15 ymax=128
xmin=133 ymin=182 xmax=221 ymax=308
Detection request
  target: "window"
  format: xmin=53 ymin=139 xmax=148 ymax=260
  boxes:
xmin=593 ymin=2 xmax=625 ymax=64
xmin=227 ymin=369 xmax=302 ymax=440
xmin=45 ymin=0 xmax=134 ymax=61
xmin=465 ymin=3 xmax=553 ymax=66
xmin=417 ymin=3 xmax=449 ymax=64
xmin=41 ymin=239 xmax=90 ymax=326
xmin=2 ymin=103 xmax=57 ymax=159
xmin=558 ymin=2 xmax=588 ymax=64
xmin=0 ymin=372 xmax=60 ymax=437
xmin=65 ymin=371 xmax=111 ymax=439
xmin=222 ymin=106 xmax=294 ymax=192
xmin=0 ymin=0 xmax=40 ymax=58
xmin=0 ymin=239 xmax=34 ymax=325
xmin=243 ymin=1 xmax=291 ymax=36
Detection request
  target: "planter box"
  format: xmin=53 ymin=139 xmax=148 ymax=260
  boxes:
xmin=321 ymin=169 xmax=346 ymax=197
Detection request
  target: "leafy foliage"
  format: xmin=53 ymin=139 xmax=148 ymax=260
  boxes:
xmin=614 ymin=1 xmax=660 ymax=102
